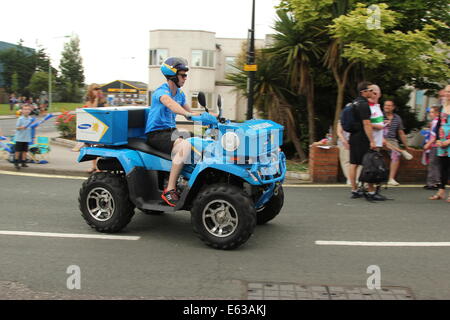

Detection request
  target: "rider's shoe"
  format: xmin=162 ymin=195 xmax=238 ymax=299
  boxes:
xmin=161 ymin=189 xmax=180 ymax=207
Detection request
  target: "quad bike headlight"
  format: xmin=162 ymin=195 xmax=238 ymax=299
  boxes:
xmin=221 ymin=132 xmax=240 ymax=152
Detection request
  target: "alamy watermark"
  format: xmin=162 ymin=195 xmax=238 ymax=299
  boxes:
xmin=169 ymin=122 xmax=282 ymax=167
xmin=66 ymin=265 xmax=81 ymax=290
xmin=367 ymin=5 xmax=381 ymax=30
xmin=366 ymin=265 xmax=381 ymax=290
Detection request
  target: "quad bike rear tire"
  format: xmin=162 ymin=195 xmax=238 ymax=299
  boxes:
xmin=79 ymin=172 xmax=135 ymax=233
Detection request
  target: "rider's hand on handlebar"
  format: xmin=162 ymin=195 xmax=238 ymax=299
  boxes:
xmin=184 ymin=111 xmax=200 ymax=120
xmin=200 ymin=112 xmax=218 ymax=123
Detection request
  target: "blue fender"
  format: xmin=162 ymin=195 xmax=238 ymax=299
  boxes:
xmin=78 ymin=147 xmax=144 ymax=174
xmin=188 ymin=162 xmax=255 ymax=188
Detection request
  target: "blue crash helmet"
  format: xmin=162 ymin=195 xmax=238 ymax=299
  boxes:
xmin=161 ymin=57 xmax=189 ymax=87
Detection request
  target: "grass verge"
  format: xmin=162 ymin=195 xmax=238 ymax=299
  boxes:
xmin=0 ymin=103 xmax=83 ymax=116
xmin=286 ymin=160 xmax=309 ymax=172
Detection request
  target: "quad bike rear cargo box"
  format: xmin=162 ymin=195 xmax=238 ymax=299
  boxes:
xmin=76 ymin=107 xmax=149 ymax=146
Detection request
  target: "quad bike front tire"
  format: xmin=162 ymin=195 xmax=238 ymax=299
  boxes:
xmin=191 ymin=183 xmax=256 ymax=250
xmin=79 ymin=172 xmax=135 ymax=233
xmin=256 ymin=185 xmax=284 ymax=225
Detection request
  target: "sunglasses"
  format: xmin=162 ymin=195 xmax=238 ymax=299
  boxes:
xmin=178 ymin=74 xmax=188 ymax=79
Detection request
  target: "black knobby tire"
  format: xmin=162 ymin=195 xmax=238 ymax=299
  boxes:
xmin=256 ymin=186 xmax=284 ymax=225
xmin=191 ymin=184 xmax=256 ymax=250
xmin=79 ymin=172 xmax=135 ymax=233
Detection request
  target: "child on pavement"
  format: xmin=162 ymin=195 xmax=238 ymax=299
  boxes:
xmin=423 ymin=106 xmax=441 ymax=190
xmin=14 ymin=104 xmax=33 ymax=169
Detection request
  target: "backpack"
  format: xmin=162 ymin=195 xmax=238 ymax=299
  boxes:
xmin=340 ymin=102 xmax=361 ymax=133
xmin=359 ymin=150 xmax=389 ymax=184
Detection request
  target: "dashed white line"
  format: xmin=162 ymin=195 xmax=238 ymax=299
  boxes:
xmin=0 ymin=230 xmax=140 ymax=241
xmin=284 ymin=184 xmax=424 ymax=188
xmin=0 ymin=170 xmax=87 ymax=180
xmin=315 ymin=241 xmax=450 ymax=247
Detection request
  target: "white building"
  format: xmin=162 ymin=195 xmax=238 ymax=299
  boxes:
xmin=407 ymin=88 xmax=442 ymax=122
xmin=148 ymin=29 xmax=265 ymax=121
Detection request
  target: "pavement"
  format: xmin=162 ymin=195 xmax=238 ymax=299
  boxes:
xmin=0 ymin=130 xmax=92 ymax=177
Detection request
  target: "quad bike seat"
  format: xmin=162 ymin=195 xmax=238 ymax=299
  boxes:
xmin=125 ymin=138 xmax=172 ymax=161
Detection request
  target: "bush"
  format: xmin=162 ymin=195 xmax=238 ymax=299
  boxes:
xmin=55 ymin=111 xmax=76 ymax=138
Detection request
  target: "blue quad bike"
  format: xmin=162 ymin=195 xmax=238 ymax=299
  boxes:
xmin=77 ymin=92 xmax=286 ymax=250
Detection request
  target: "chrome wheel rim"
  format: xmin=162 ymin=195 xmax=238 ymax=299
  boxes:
xmin=86 ymin=187 xmax=115 ymax=222
xmin=202 ymin=200 xmax=238 ymax=238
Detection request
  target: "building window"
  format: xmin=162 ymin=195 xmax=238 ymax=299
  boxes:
xmin=191 ymin=92 xmax=213 ymax=110
xmin=149 ymin=49 xmax=168 ymax=66
xmin=225 ymin=56 xmax=238 ymax=74
xmin=191 ymin=50 xmax=214 ymax=68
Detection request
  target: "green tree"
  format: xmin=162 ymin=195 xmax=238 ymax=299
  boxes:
xmin=0 ymin=41 xmax=35 ymax=94
xmin=57 ymin=35 xmax=85 ymax=102
xmin=328 ymin=3 xmax=449 ymax=139
xmin=227 ymin=47 xmax=308 ymax=160
xmin=282 ymin=0 xmax=450 ymax=143
xmin=364 ymin=0 xmax=450 ymax=44
xmin=11 ymin=72 xmax=20 ymax=95
xmin=27 ymin=71 xmax=55 ymax=98
xmin=0 ymin=41 xmax=55 ymax=96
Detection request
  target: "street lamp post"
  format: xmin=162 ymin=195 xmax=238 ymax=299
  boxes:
xmin=48 ymin=61 xmax=52 ymax=111
xmin=246 ymin=0 xmax=256 ymax=120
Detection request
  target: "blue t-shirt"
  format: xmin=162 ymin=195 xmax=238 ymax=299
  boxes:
xmin=145 ymin=83 xmax=186 ymax=133
xmin=15 ymin=116 xmax=33 ymax=143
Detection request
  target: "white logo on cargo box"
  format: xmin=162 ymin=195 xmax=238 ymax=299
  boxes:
xmin=76 ymin=109 xmax=109 ymax=142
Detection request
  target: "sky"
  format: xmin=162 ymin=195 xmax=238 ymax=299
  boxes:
xmin=2 ymin=0 xmax=280 ymax=85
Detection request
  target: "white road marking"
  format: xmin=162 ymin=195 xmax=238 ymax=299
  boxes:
xmin=316 ymin=241 xmax=450 ymax=247
xmin=0 ymin=170 xmax=87 ymax=180
xmin=284 ymin=184 xmax=423 ymax=188
xmin=0 ymin=230 xmax=140 ymax=241
xmin=0 ymin=170 xmax=424 ymax=187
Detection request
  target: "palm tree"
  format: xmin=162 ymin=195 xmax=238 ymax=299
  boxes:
xmin=323 ymin=0 xmax=356 ymax=144
xmin=266 ymin=9 xmax=324 ymax=145
xmin=227 ymin=50 xmax=307 ymax=161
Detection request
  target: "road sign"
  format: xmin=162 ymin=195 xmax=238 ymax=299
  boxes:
xmin=244 ymin=64 xmax=258 ymax=72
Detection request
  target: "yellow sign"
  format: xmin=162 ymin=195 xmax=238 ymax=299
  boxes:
xmin=107 ymin=88 xmax=137 ymax=93
xmin=244 ymin=64 xmax=258 ymax=72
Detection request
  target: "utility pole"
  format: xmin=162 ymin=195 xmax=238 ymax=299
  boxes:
xmin=246 ymin=0 xmax=256 ymax=120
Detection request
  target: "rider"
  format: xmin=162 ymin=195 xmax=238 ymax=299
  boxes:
xmin=145 ymin=57 xmax=201 ymax=207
